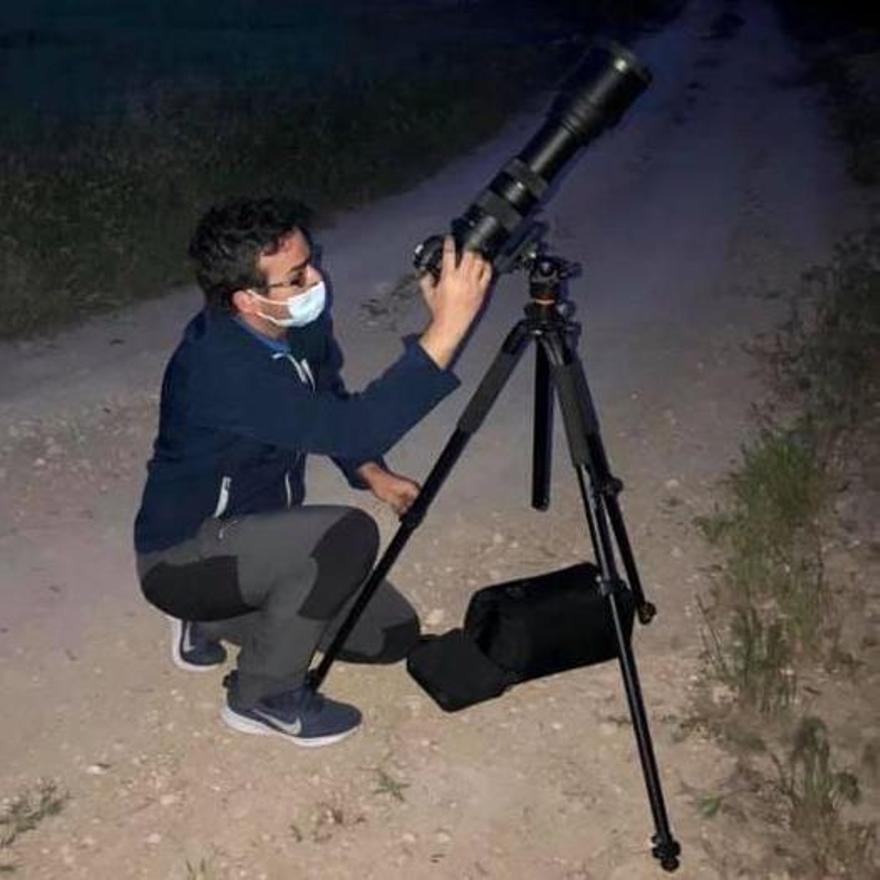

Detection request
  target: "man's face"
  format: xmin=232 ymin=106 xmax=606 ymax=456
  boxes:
xmin=234 ymin=228 xmax=322 ymax=328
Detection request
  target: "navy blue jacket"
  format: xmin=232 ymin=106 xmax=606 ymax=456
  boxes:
xmin=134 ymin=308 xmax=459 ymax=553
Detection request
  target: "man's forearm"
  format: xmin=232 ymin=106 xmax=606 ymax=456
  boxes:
xmin=418 ymin=322 xmax=463 ymax=370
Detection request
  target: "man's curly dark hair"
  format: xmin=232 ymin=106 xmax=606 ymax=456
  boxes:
xmin=188 ymin=197 xmax=314 ymax=311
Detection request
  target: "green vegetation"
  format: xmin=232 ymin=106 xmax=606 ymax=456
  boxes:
xmin=372 ymin=767 xmax=411 ymax=803
xmin=0 ymin=35 xmax=560 ymax=337
xmin=699 ymin=598 xmax=798 ymax=714
xmin=773 ymin=718 xmax=878 ymax=877
xmin=698 ymin=221 xmax=879 ymax=704
xmin=0 ymin=779 xmax=69 ymax=872
xmin=0 ymin=780 xmax=68 ymax=849
xmin=767 ymin=228 xmax=880 ymax=440
xmin=184 ymin=857 xmax=215 ymax=880
xmin=694 ymin=221 xmax=879 ymax=874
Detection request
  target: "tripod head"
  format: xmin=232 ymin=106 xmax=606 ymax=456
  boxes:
xmin=493 ymin=219 xmax=581 ymax=314
xmin=525 ymin=250 xmax=581 ymax=307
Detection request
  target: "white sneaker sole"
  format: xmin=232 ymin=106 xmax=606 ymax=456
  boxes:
xmin=167 ymin=615 xmax=220 ymax=673
xmin=220 ymin=705 xmax=359 ymax=748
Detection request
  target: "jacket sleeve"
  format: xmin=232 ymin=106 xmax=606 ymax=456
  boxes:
xmin=321 ymin=319 xmax=386 ymax=490
xmin=189 ymin=333 xmax=459 ymax=462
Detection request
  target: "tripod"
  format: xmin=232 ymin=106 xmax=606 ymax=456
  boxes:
xmin=308 ymin=244 xmax=682 ymax=872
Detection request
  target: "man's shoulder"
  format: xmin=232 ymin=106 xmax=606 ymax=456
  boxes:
xmin=163 ymin=310 xmax=266 ymax=392
xmin=175 ymin=309 xmax=260 ymax=361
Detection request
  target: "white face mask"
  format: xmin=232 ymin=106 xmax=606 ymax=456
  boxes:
xmin=251 ymin=279 xmax=326 ymax=328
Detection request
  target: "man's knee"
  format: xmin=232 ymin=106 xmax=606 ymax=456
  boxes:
xmin=375 ymin=616 xmax=421 ymax=663
xmin=336 ymin=614 xmax=421 ymax=665
xmin=298 ymin=508 xmax=380 ymax=620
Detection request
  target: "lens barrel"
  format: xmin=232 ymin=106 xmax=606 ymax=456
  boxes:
xmin=414 ymin=43 xmax=651 ymax=277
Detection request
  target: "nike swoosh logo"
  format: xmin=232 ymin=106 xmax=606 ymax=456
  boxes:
xmin=181 ymin=624 xmax=195 ymax=654
xmin=252 ymin=709 xmax=302 ymax=736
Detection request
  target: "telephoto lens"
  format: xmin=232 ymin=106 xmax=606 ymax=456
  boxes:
xmin=414 ymin=42 xmax=651 ymax=278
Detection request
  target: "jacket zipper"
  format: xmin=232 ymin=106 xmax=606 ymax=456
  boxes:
xmin=213 ymin=475 xmax=232 ymax=518
xmin=272 ymin=353 xmax=313 ymax=510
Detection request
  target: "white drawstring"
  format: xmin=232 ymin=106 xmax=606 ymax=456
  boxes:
xmin=273 ymin=353 xmax=315 ymax=390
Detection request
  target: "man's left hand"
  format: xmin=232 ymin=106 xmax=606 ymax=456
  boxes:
xmin=356 ymin=463 xmax=420 ymax=516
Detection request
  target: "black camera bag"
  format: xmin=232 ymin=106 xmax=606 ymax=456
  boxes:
xmin=407 ymin=562 xmax=635 ymax=711
xmin=465 ymin=561 xmax=634 ymax=681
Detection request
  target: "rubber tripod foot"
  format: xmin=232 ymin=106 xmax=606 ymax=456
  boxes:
xmin=652 ymin=836 xmax=681 ymax=873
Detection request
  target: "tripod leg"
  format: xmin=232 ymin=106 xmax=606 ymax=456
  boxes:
xmin=307 ymin=320 xmax=533 ymax=692
xmin=542 ymin=332 xmax=681 ymax=872
xmin=532 ymin=343 xmax=554 ymax=511
xmin=570 ymin=348 xmax=654 ymax=621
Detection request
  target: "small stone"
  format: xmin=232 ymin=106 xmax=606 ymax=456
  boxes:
xmin=671 ymin=546 xmax=684 ymax=559
xmin=435 ymin=830 xmax=452 ymax=844
xmin=159 ymin=794 xmax=179 ymax=807
xmin=60 ymin=844 xmax=75 ymax=866
xmin=401 ymin=832 xmax=416 ymax=844
xmin=146 ymin=833 xmax=161 ymax=845
xmin=86 ymin=764 xmax=108 ymax=775
xmin=425 ymin=608 xmax=445 ymax=627
xmin=711 ymin=684 xmax=734 ymax=705
xmin=664 ymin=478 xmax=680 ymax=490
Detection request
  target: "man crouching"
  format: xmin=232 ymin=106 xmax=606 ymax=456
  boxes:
xmin=133 ymin=197 xmax=492 ymax=746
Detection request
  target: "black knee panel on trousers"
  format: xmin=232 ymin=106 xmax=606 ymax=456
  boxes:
xmin=374 ymin=618 xmax=421 ymax=663
xmin=336 ymin=618 xmax=421 ymax=665
xmin=142 ymin=556 xmax=256 ymax=621
xmin=299 ymin=509 xmax=380 ymax=620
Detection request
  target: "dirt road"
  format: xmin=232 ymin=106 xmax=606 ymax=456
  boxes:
xmin=0 ymin=1 xmax=869 ymax=877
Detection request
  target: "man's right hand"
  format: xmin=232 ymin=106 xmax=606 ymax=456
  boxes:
xmin=418 ymin=236 xmax=493 ymax=369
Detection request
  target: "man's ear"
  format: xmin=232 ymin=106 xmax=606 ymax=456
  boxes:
xmin=231 ymin=288 xmax=258 ymax=315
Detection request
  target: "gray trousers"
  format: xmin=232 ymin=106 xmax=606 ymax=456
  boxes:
xmin=136 ymin=506 xmax=420 ymax=706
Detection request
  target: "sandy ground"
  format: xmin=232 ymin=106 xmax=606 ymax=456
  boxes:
xmin=0 ymin=1 xmax=875 ymax=878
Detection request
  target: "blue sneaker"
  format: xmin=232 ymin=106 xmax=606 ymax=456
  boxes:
xmin=220 ymin=674 xmax=362 ymax=747
xmin=168 ymin=616 xmax=227 ymax=672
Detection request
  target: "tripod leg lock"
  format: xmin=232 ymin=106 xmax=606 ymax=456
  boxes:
xmin=597 ymin=576 xmax=627 ymax=598
xmin=637 ymin=601 xmax=657 ymax=625
xmin=597 ymin=476 xmax=624 ymax=498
